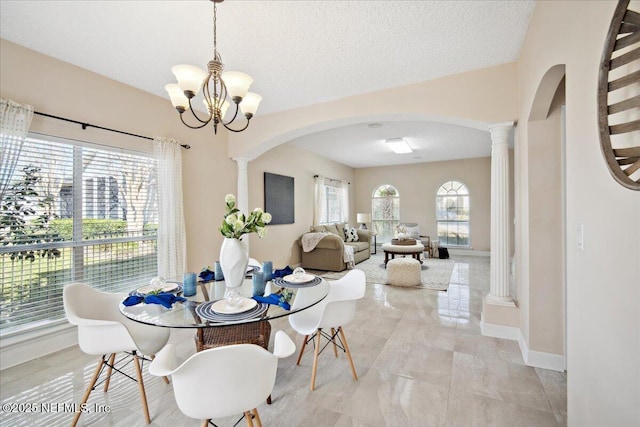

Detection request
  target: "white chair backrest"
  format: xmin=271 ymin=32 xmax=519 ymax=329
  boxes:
xmin=289 ymin=278 xmax=330 ymax=322
xmin=151 ymin=331 xmax=295 ymax=421
xmin=319 ymin=269 xmax=366 ymax=329
xmin=63 ymin=282 xmax=169 ymax=356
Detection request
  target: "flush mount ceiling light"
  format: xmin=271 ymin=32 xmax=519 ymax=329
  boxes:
xmin=165 ymin=0 xmax=261 ymax=134
xmin=385 ymin=138 xmax=413 ymax=154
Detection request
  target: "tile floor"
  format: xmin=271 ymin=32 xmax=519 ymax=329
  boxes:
xmin=0 ymin=256 xmax=567 ymax=426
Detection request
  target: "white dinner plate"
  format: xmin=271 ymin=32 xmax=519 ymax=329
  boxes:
xmin=136 ymin=283 xmax=179 ymax=295
xmin=283 ymin=273 xmax=316 ymax=284
xmin=211 ymin=297 xmax=257 ymax=314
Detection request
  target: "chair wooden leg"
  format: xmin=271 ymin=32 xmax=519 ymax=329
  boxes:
xmin=201 ymin=420 xmax=209 ymax=427
xmin=338 ymin=327 xmax=358 ymax=381
xmin=252 ymin=408 xmax=263 ymax=427
xmin=103 ymin=353 xmax=116 ymax=392
xmin=244 ymin=411 xmax=254 ymax=427
xmin=133 ymin=352 xmax=151 ymax=424
xmin=310 ymin=329 xmax=321 ymax=391
xmin=296 ymin=334 xmax=308 ymax=366
xmin=151 ymin=354 xmax=170 ymax=384
xmin=330 ymin=328 xmax=338 ymax=358
xmin=72 ymin=355 xmax=105 ymax=427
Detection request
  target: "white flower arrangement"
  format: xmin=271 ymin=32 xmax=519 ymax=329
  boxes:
xmin=219 ymin=194 xmax=272 ymax=239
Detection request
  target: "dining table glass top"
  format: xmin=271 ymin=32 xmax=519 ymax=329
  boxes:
xmin=119 ymin=276 xmax=330 ymax=329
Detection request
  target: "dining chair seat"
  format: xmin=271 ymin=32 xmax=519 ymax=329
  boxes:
xmin=63 ymin=282 xmax=170 ymax=426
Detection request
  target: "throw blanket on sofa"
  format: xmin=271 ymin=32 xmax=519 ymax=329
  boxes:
xmin=301 ymin=232 xmax=329 ymax=252
xmin=302 ymin=232 xmax=355 ymax=269
xmin=344 ymin=245 xmax=355 ymax=269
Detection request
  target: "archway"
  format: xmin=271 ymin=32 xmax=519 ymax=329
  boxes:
xmin=239 ymin=113 xmax=491 ymax=161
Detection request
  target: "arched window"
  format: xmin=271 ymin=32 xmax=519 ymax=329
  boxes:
xmin=372 ymin=185 xmax=399 ymax=242
xmin=436 ymin=181 xmax=470 ymax=247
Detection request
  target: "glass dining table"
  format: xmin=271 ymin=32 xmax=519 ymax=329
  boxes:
xmin=119 ymin=275 xmax=330 ymax=351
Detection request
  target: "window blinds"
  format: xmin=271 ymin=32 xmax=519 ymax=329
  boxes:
xmin=0 ymin=135 xmax=158 ymax=336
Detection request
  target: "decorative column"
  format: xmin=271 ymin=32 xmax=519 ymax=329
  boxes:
xmin=234 ymin=157 xmax=250 ymax=251
xmin=486 ymin=122 xmax=515 ymax=307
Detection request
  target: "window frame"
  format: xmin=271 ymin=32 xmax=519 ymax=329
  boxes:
xmin=435 ymin=180 xmax=470 ymax=248
xmin=371 ymin=184 xmax=400 ymax=242
xmin=319 ymin=179 xmax=344 ymax=225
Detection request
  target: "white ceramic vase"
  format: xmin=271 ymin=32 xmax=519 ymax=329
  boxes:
xmin=219 ymin=237 xmax=249 ymax=306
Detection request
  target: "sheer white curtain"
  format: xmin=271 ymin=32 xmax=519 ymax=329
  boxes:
xmin=313 ymin=175 xmax=326 ymax=226
xmin=153 ymin=137 xmax=186 ymax=279
xmin=0 ymin=99 xmax=34 ymax=198
xmin=340 ymin=180 xmax=350 ymax=224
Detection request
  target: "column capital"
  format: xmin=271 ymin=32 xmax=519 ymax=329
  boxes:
xmin=233 ymin=157 xmax=250 ymax=169
xmin=488 ymin=121 xmax=515 ymax=131
xmin=489 ymin=122 xmax=514 ymax=148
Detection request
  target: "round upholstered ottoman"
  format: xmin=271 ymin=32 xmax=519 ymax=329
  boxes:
xmin=385 ymin=258 xmax=421 ymax=287
xmin=381 ymin=242 xmax=424 ymax=266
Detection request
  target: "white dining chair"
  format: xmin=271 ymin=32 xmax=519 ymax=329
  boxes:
xmin=63 ymin=282 xmax=170 ymax=426
xmin=149 ymin=330 xmax=296 ymax=427
xmin=288 ymin=269 xmax=366 ymax=391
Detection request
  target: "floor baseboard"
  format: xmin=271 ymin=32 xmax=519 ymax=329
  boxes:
xmin=481 ymin=315 xmax=565 ymax=372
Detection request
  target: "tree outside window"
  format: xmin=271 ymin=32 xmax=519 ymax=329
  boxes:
xmin=436 ymin=180 xmax=469 ymax=247
xmin=372 ymin=185 xmax=399 ymax=242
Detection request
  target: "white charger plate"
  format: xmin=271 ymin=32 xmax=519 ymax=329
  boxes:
xmin=211 ymin=297 xmax=257 ymax=314
xmin=136 ymin=283 xmax=179 ymax=295
xmin=283 ymin=273 xmax=316 ymax=284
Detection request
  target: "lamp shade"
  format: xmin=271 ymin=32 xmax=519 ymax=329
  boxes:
xmin=357 ymin=213 xmax=371 ymax=223
xmin=240 ymin=92 xmax=262 ymax=117
xmin=171 ymin=65 xmax=207 ymax=96
xmin=165 ymin=84 xmax=189 ymax=109
xmin=222 ymin=71 xmax=253 ymax=100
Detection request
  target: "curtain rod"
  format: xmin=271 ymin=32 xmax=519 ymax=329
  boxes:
xmin=313 ymin=174 xmax=350 ymax=185
xmin=33 ymin=111 xmax=191 ymax=149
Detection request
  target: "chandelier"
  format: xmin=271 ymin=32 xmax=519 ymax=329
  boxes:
xmin=165 ymin=0 xmax=261 ymax=134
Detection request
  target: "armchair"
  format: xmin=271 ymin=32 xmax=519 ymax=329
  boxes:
xmin=398 ymin=223 xmax=438 ymax=258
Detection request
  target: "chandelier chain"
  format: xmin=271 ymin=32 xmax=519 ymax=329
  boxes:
xmin=213 ymin=2 xmax=217 ymax=57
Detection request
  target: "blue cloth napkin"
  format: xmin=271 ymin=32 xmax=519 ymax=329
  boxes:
xmin=122 ymin=292 xmax=186 ymax=309
xmin=252 ymin=294 xmax=290 ymax=310
xmin=199 ymin=269 xmax=214 ymax=282
xmin=273 ymin=266 xmax=293 ymax=278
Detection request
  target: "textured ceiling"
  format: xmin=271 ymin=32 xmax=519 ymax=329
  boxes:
xmin=0 ymin=0 xmax=534 ymax=167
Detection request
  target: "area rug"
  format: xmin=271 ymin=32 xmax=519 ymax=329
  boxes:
xmin=309 ymin=253 xmax=455 ymax=291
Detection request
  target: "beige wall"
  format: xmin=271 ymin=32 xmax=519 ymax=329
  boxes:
xmin=355 ymin=156 xmax=504 ymax=252
xmin=247 ymin=143 xmax=355 ymax=269
xmin=517 ymin=1 xmax=640 ymax=425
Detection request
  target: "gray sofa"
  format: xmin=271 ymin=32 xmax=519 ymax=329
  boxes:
xmin=298 ymin=223 xmax=372 ymax=272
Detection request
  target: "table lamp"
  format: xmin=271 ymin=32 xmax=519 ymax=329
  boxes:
xmin=356 ymin=213 xmax=371 ymax=229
